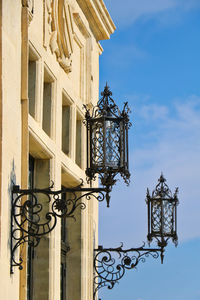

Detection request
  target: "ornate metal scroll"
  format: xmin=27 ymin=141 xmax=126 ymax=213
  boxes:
xmin=11 ymin=182 xmax=110 ymax=273
xmin=93 ymin=243 xmax=164 ymax=299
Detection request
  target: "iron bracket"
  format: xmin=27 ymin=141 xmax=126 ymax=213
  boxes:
xmin=11 ymin=182 xmax=110 ymax=273
xmin=93 ymin=243 xmax=164 ymax=299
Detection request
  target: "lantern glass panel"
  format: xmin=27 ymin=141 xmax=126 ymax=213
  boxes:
xmin=151 ymin=199 xmax=175 ymax=236
xmin=105 ymin=119 xmax=120 ymax=168
xmin=152 ymin=199 xmax=162 ymax=234
xmin=91 ymin=121 xmax=104 ymax=168
xmin=163 ymin=200 xmax=175 ymax=235
xmin=91 ymin=119 xmax=121 ymax=170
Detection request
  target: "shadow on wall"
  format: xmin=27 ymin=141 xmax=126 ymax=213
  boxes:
xmin=8 ymin=159 xmax=16 ymax=194
xmin=8 ymin=159 xmax=16 ymax=250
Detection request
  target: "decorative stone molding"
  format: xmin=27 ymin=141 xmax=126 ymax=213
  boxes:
xmin=43 ymin=0 xmax=52 ymax=49
xmin=22 ymin=0 xmax=34 ymax=24
xmin=76 ymin=0 xmax=116 ymax=41
xmin=73 ymin=12 xmax=91 ymax=38
xmin=44 ymin=0 xmax=74 ymax=74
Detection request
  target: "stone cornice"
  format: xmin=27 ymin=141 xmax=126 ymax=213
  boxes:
xmin=76 ymin=0 xmax=116 ymax=41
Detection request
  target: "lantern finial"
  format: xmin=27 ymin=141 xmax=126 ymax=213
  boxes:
xmin=101 ymin=82 xmax=112 ymax=97
xmin=159 ymin=173 xmax=166 ymax=183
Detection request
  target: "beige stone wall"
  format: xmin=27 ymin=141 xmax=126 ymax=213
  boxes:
xmin=0 ymin=0 xmax=22 ymax=299
xmin=0 ymin=1 xmax=115 ymax=300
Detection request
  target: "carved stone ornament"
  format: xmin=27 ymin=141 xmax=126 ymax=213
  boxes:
xmin=44 ymin=0 xmax=74 ymax=73
xmin=44 ymin=0 xmax=52 ymax=49
xmin=22 ymin=0 xmax=34 ymax=24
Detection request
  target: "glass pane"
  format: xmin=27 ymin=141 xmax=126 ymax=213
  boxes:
xmin=91 ymin=121 xmax=104 ymax=167
xmin=91 ymin=120 xmax=120 ymax=168
xmin=28 ymin=60 xmax=36 ymax=118
xmin=105 ymin=120 xmax=120 ymax=167
xmin=152 ymin=200 xmax=162 ymax=233
xmin=163 ymin=200 xmax=174 ymax=234
xmin=62 ymin=105 xmax=70 ymax=155
xmin=60 ymin=262 xmax=66 ymax=300
xmin=42 ymin=82 xmax=52 ymax=136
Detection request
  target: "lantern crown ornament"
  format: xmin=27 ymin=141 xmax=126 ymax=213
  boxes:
xmin=84 ymin=84 xmax=131 ymax=206
xmin=146 ymin=173 xmax=179 ymax=259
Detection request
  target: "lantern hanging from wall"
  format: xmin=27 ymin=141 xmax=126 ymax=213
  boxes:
xmin=84 ymin=84 xmax=131 ymax=201
xmin=146 ymin=174 xmax=179 ymax=261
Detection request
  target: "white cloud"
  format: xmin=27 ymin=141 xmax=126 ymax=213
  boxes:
xmin=181 ymin=0 xmax=200 ymax=10
xmin=139 ymin=104 xmax=169 ymax=121
xmin=104 ymin=0 xmax=176 ymax=26
xmin=103 ymin=0 xmax=200 ymax=27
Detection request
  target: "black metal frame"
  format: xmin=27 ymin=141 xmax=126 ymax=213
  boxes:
xmin=146 ymin=174 xmax=178 ymax=248
xmin=10 ymin=182 xmax=110 ymax=273
xmin=84 ymin=84 xmax=131 ymax=198
xmin=93 ymin=243 xmax=164 ymax=299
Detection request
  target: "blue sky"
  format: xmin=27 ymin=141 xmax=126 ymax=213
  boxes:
xmin=98 ymin=1 xmax=200 ymax=299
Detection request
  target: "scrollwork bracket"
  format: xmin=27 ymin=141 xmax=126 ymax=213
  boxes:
xmin=10 ymin=182 xmax=110 ymax=274
xmin=93 ymin=243 xmax=164 ymax=299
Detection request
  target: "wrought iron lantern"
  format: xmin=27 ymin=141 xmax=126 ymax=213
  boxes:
xmin=146 ymin=174 xmax=178 ymax=257
xmin=84 ymin=84 xmax=131 ymax=206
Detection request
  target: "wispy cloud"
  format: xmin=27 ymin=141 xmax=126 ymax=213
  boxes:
xmin=133 ymin=95 xmax=200 ymax=242
xmin=139 ymin=104 xmax=169 ymax=121
xmin=104 ymin=0 xmax=200 ymax=27
xmin=99 ymin=95 xmax=200 ymax=246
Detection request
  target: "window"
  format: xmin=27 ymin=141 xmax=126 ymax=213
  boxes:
xmin=42 ymin=68 xmax=53 ymax=137
xmin=62 ymin=94 xmax=71 ymax=155
xmin=60 ymin=260 xmax=67 ymax=300
xmin=28 ymin=59 xmax=37 ymax=117
xmin=28 ymin=46 xmax=40 ymax=119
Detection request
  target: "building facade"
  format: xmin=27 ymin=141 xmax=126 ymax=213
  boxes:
xmin=0 ymin=1 xmax=115 ymax=299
